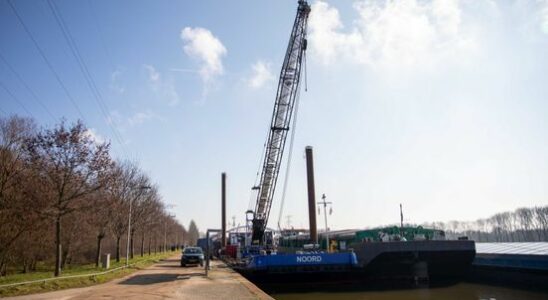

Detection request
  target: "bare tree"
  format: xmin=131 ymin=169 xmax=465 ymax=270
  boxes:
xmin=432 ymin=206 xmax=548 ymax=242
xmin=534 ymin=206 xmax=548 ymax=241
xmin=0 ymin=115 xmax=190 ymax=277
xmin=132 ymin=187 xmax=161 ymax=257
xmin=516 ymin=207 xmax=534 ymax=241
xmin=0 ymin=116 xmax=39 ymax=275
xmin=25 ymin=120 xmax=112 ymax=276
xmin=187 ymin=220 xmax=200 ymax=246
xmin=86 ymin=188 xmax=115 ymax=267
xmin=108 ymin=161 xmax=145 ymax=262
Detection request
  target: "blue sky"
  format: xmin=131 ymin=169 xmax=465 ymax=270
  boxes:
xmin=1 ymin=0 xmax=548 ymax=231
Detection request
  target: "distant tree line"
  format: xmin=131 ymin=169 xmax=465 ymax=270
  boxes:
xmin=421 ymin=206 xmax=548 ymax=242
xmin=0 ymin=115 xmax=200 ymax=277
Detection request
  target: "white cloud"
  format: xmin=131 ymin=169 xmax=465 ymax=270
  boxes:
xmin=145 ymin=65 xmax=160 ymax=83
xmin=106 ymin=110 xmax=129 ymax=135
xmin=246 ymin=60 xmax=275 ymax=89
xmin=181 ymin=27 xmax=227 ymax=83
xmin=109 ymin=69 xmax=125 ymax=94
xmin=127 ymin=111 xmax=155 ymax=127
xmin=143 ymin=64 xmax=180 ymax=106
xmin=309 ymin=0 xmax=480 ymax=69
xmin=107 ymin=110 xmax=122 ymax=126
xmin=108 ymin=110 xmax=159 ymax=131
xmin=84 ymin=128 xmax=106 ymax=144
xmin=540 ymin=0 xmax=548 ymax=34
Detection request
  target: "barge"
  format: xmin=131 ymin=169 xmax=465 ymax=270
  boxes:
xmin=276 ymin=226 xmax=476 ymax=282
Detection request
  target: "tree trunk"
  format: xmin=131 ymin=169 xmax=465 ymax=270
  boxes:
xmin=95 ymin=234 xmax=103 ymax=267
xmin=140 ymin=234 xmax=145 ymax=257
xmin=22 ymin=259 xmax=28 ymax=273
xmin=130 ymin=230 xmax=134 ymax=259
xmin=115 ymin=236 xmax=121 ymax=262
xmin=61 ymin=240 xmax=71 ymax=269
xmin=0 ymin=260 xmax=6 ymax=276
xmin=54 ymin=216 xmax=62 ymax=277
xmin=148 ymin=235 xmax=152 ymax=256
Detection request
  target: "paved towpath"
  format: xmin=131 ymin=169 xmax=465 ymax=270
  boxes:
xmin=6 ymin=256 xmax=272 ymax=300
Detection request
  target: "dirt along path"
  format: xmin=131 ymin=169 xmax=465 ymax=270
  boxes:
xmin=6 ymin=255 xmax=272 ymax=300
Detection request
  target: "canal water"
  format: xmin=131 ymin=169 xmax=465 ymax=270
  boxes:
xmin=270 ymin=282 xmax=548 ymax=300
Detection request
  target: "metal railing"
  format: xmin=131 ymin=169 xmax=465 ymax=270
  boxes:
xmin=0 ymin=260 xmax=141 ymax=289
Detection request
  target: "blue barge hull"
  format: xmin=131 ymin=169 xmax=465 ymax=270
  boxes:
xmin=246 ymin=252 xmax=358 ymax=272
xmin=236 ymin=252 xmax=359 ymax=285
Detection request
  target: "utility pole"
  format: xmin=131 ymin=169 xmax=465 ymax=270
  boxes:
xmin=175 ymin=229 xmax=179 ymax=250
xmin=162 ymin=205 xmax=175 ymax=252
xmin=400 ymin=203 xmax=404 ymax=237
xmin=318 ymin=194 xmax=332 ymax=252
xmin=164 ymin=219 xmax=167 ymax=252
xmin=126 ymin=186 xmax=151 ymax=266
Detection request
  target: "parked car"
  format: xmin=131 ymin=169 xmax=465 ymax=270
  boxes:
xmin=181 ymin=247 xmax=204 ymax=267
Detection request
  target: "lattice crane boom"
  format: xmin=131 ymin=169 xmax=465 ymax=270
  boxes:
xmin=251 ymin=0 xmax=311 ymax=244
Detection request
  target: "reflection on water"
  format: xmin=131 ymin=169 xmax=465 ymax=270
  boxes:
xmin=271 ymin=282 xmax=548 ymax=300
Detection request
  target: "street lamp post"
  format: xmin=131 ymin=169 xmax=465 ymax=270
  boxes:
xmin=164 ymin=213 xmax=175 ymax=252
xmin=126 ymin=186 xmax=151 ymax=266
xmin=318 ymin=194 xmax=332 ymax=253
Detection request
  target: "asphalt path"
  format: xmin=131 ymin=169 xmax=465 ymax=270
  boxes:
xmin=6 ymin=255 xmax=272 ymax=300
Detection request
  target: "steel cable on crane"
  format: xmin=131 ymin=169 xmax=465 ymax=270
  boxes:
xmin=276 ymin=85 xmax=303 ymax=232
xmin=277 ymin=42 xmax=309 ymax=231
xmin=248 ymin=130 xmax=270 ymax=212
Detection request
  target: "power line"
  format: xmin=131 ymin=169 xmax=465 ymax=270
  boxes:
xmin=46 ymin=0 xmax=130 ymax=157
xmin=0 ymin=81 xmax=35 ymax=118
xmin=0 ymin=52 xmax=56 ymax=122
xmin=87 ymin=0 xmax=139 ymax=160
xmin=87 ymin=0 xmax=116 ymax=71
xmin=7 ymin=0 xmax=86 ymax=121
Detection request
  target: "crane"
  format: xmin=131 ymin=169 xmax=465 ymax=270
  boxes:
xmin=251 ymin=0 xmax=311 ymax=245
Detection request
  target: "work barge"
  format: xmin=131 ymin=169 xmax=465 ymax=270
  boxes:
xmin=210 ymin=145 xmax=477 ymax=286
xmin=201 ymin=0 xmax=476 ymax=289
xmin=198 ymin=0 xmax=547 ymax=294
xmin=211 ymin=225 xmax=476 ymax=287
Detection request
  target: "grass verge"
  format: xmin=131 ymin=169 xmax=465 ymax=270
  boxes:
xmin=0 ymin=251 xmax=178 ymax=298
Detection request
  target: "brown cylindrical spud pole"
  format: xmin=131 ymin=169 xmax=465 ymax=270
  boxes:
xmin=305 ymin=146 xmax=318 ymax=245
xmin=221 ymin=173 xmax=227 ymax=248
